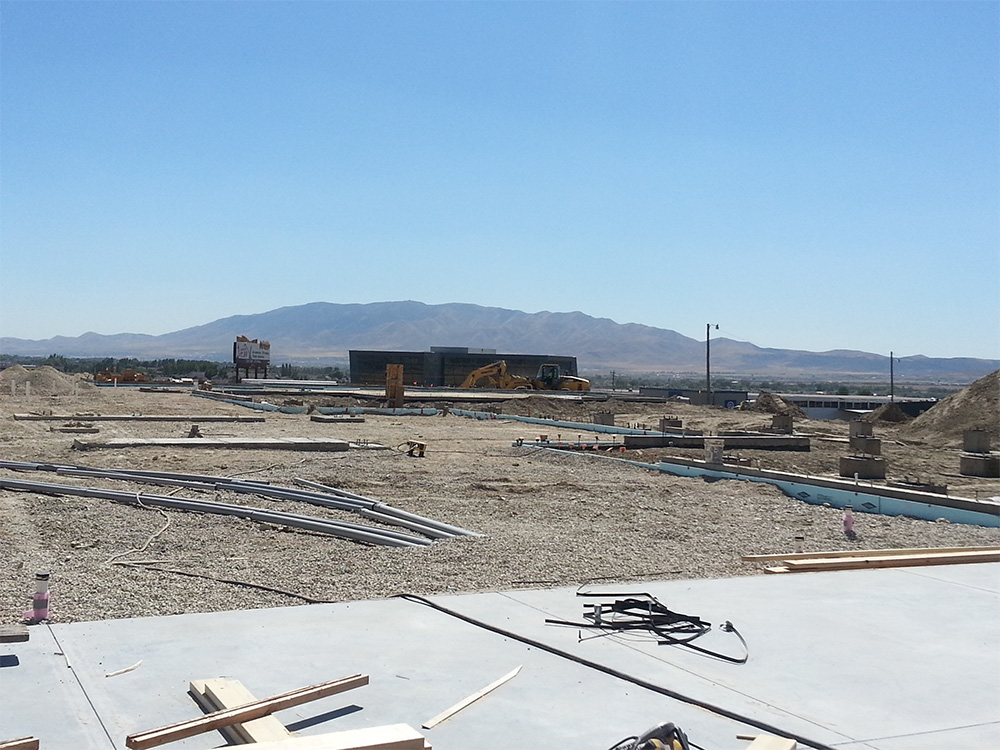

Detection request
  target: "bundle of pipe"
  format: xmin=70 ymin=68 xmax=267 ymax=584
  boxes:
xmin=0 ymin=461 xmax=479 ymax=540
xmin=0 ymin=460 xmax=267 ymax=486
xmin=0 ymin=476 xmax=431 ymax=548
xmin=291 ymin=478 xmax=479 ymax=538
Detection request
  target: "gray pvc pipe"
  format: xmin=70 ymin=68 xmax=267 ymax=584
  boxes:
xmin=222 ymin=482 xmax=460 ymax=540
xmin=293 ymin=478 xmax=480 ymax=537
xmin=0 ymin=477 xmax=429 ymax=548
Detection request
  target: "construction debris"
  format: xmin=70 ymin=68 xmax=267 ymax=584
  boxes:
xmin=125 ymin=674 xmax=369 ymax=749
xmin=189 ymin=678 xmax=292 ymax=744
xmin=742 ymin=546 xmax=1000 ymax=573
xmin=244 ymin=724 xmax=429 ymax=749
xmin=422 ymin=665 xmax=521 ymax=729
xmin=0 ymin=624 xmax=29 ymax=643
xmin=105 ymin=660 xmax=143 ymax=678
xmin=0 ymin=738 xmax=40 ymax=750
xmin=310 ymin=414 xmax=366 ymax=423
xmin=545 ymin=592 xmax=748 ymax=663
xmin=50 ymin=421 xmax=99 ymax=433
xmin=400 ymin=440 xmax=427 ymax=457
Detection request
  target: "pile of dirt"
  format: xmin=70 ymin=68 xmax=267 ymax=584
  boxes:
xmin=862 ymin=402 xmax=912 ymax=425
xmin=903 ymin=369 xmax=1000 ymax=439
xmin=749 ymin=391 xmax=806 ymax=418
xmin=488 ymin=394 xmax=592 ymax=421
xmin=0 ymin=364 xmax=96 ymax=396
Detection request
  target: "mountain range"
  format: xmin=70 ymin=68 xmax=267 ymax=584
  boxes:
xmin=2 ymin=301 xmax=997 ymax=381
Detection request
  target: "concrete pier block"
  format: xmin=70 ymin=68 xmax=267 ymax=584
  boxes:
xmin=705 ymin=439 xmax=725 ymax=465
xmin=959 ymin=454 xmax=1000 ymax=478
xmin=963 ymin=430 xmax=993 ymax=454
xmin=840 ymin=455 xmax=886 ymax=479
xmin=659 ymin=416 xmax=682 ymax=431
xmin=770 ymin=414 xmax=794 ymax=434
xmin=849 ymin=421 xmax=874 ymax=438
xmin=592 ymin=412 xmax=615 ymax=426
xmin=849 ymin=436 xmax=882 ymax=456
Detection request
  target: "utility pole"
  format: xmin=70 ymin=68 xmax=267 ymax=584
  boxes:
xmin=610 ymin=370 xmax=616 ymax=391
xmin=890 ymin=351 xmax=895 ymax=402
xmin=706 ymin=323 xmax=719 ymax=405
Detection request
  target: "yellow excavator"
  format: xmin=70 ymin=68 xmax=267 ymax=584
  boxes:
xmin=94 ymin=368 xmax=149 ymax=384
xmin=460 ymin=360 xmax=590 ymax=391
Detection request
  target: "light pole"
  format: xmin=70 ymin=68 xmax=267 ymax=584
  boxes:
xmin=706 ymin=323 xmax=719 ymax=405
xmin=890 ymin=351 xmax=895 ymax=402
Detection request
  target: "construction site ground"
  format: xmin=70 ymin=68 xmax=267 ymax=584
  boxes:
xmin=1 ymin=373 xmax=998 ymax=624
xmin=3 ymin=562 xmax=997 ymax=749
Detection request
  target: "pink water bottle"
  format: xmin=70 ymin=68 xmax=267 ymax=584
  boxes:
xmin=843 ymin=506 xmax=856 ymax=540
xmin=25 ymin=571 xmax=50 ymax=623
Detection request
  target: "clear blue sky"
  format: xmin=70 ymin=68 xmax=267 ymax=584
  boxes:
xmin=1 ymin=1 xmax=997 ymax=359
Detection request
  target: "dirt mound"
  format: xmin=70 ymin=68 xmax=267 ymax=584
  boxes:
xmin=903 ymin=369 xmax=999 ymax=439
xmin=862 ymin=402 xmax=912 ymax=425
xmin=486 ymin=395 xmax=593 ymax=421
xmin=0 ymin=364 xmax=96 ymax=396
xmin=749 ymin=391 xmax=806 ymax=418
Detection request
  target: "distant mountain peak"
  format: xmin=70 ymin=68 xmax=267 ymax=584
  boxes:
xmin=2 ymin=301 xmax=997 ymax=381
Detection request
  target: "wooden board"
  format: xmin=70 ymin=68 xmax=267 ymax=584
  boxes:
xmin=743 ymin=735 xmax=797 ymax=750
xmin=422 ymin=666 xmax=521 ymax=729
xmin=15 ymin=414 xmax=265 ymax=422
xmin=743 ymin=545 xmax=1000 ymax=563
xmin=781 ymin=549 xmax=1000 ymax=572
xmin=73 ymin=437 xmax=349 ymax=452
xmin=0 ymin=624 xmax=29 ymax=643
xmin=189 ymin=678 xmax=291 ymax=744
xmin=0 ymin=737 xmax=39 ymax=750
xmin=126 ymin=674 xmax=369 ymax=750
xmin=231 ymin=724 xmax=428 ymax=750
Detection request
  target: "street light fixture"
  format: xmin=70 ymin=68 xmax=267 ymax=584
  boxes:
xmin=706 ymin=323 xmax=719 ymax=405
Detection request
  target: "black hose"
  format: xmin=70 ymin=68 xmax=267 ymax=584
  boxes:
xmin=396 ymin=593 xmax=838 ymax=750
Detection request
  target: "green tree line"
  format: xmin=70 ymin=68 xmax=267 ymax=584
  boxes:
xmin=1 ymin=354 xmax=347 ymax=382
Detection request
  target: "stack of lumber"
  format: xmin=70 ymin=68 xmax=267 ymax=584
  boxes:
xmin=125 ymin=674 xmax=430 ymax=750
xmin=742 ymin=545 xmax=1000 ymax=574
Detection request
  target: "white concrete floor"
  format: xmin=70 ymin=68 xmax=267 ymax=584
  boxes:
xmin=1 ymin=563 xmax=998 ymax=750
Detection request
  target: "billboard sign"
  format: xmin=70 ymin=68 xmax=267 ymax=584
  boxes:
xmin=233 ymin=337 xmax=271 ymax=368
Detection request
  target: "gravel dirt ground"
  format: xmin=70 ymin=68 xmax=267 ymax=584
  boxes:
xmin=2 ymin=370 xmax=998 ymax=624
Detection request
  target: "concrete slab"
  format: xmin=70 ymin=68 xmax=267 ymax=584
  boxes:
xmin=1 ymin=565 xmax=997 ymax=750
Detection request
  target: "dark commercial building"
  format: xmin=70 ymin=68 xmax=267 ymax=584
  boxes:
xmin=349 ymin=347 xmax=579 ymax=387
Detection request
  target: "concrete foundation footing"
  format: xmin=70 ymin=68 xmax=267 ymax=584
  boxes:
xmin=849 ymin=436 xmax=882 ymax=455
xmin=959 ymin=454 xmax=1000 ymax=478
xmin=840 ymin=455 xmax=887 ymax=479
